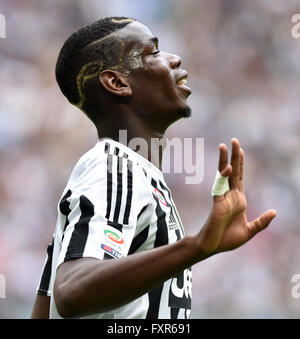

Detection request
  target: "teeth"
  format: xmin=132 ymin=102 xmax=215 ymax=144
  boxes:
xmin=177 ymin=78 xmax=187 ymax=85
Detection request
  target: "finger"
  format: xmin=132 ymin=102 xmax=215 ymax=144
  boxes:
xmin=239 ymin=148 xmax=244 ymax=181
xmin=238 ymin=148 xmax=244 ymax=193
xmin=238 ymin=181 xmax=244 ymax=193
xmin=229 ymin=138 xmax=240 ymax=190
xmin=220 ymin=164 xmax=232 ymax=178
xmin=247 ymin=209 xmax=277 ymax=238
xmin=218 ymin=143 xmax=228 ymax=173
xmin=213 ymin=165 xmax=232 ymax=203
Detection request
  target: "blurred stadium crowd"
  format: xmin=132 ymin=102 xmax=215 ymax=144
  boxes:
xmin=1 ymin=0 xmax=300 ymax=318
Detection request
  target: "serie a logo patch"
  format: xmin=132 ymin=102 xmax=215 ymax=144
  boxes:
xmin=101 ymin=226 xmax=126 ymax=259
xmin=104 ymin=229 xmax=124 ymax=244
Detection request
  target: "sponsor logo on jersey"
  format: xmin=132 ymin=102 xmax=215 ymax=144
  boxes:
xmin=101 ymin=244 xmax=122 ymax=259
xmin=154 ymin=188 xmax=167 ymax=207
xmin=168 ymin=209 xmax=179 ymax=230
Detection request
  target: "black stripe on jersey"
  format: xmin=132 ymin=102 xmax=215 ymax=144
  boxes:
xmin=105 ymin=153 xmax=113 ymax=220
xmin=146 ymin=285 xmax=164 ymax=319
xmin=146 ymin=179 xmax=169 ymax=319
xmin=128 ymin=225 xmax=150 ymax=255
xmin=37 ymin=237 xmax=54 ymax=295
xmin=137 ymin=204 xmax=149 ymax=221
xmin=59 ymin=190 xmax=72 ymax=218
xmin=107 ymin=220 xmax=122 ymax=232
xmin=104 ymin=252 xmax=114 ymax=260
xmin=59 ymin=189 xmax=72 ymax=242
xmin=171 ymin=308 xmax=180 ymax=319
xmin=104 ymin=142 xmax=110 ymax=154
xmin=64 ymin=195 xmax=95 ymax=262
xmin=123 ymin=159 xmax=133 ymax=225
xmin=113 ymin=156 xmax=123 ymax=224
xmin=114 ymin=147 xmax=120 ymax=156
xmin=174 ymin=228 xmax=181 ymax=240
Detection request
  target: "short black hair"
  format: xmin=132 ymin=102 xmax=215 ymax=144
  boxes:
xmin=55 ymin=16 xmax=135 ymax=122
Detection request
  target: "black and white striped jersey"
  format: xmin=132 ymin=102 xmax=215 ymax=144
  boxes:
xmin=37 ymin=138 xmax=192 ymax=319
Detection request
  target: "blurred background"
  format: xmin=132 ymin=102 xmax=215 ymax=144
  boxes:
xmin=0 ymin=0 xmax=300 ymax=318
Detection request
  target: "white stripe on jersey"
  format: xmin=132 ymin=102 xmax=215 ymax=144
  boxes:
xmin=37 ymin=138 xmax=192 ymax=319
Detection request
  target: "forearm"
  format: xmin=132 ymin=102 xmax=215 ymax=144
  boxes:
xmin=54 ymin=235 xmax=203 ymax=318
xmin=31 ymin=294 xmax=50 ymax=319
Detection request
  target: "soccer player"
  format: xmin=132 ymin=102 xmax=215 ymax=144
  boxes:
xmin=31 ymin=17 xmax=277 ymax=319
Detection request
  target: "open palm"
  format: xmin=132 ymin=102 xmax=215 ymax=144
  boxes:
xmin=198 ymin=139 xmax=277 ymax=256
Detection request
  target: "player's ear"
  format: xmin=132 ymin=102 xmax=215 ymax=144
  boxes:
xmin=99 ymin=70 xmax=132 ymax=97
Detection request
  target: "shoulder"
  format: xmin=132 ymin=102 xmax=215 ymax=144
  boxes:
xmin=66 ymin=142 xmax=106 ymax=190
xmin=66 ymin=139 xmax=149 ymax=195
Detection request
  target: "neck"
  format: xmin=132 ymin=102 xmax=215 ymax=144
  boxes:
xmin=96 ymin=109 xmax=170 ymax=170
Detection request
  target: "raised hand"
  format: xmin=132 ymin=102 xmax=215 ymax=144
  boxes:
xmin=197 ymin=138 xmax=277 ymax=257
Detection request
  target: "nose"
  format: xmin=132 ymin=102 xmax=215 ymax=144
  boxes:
xmin=165 ymin=52 xmax=182 ymax=69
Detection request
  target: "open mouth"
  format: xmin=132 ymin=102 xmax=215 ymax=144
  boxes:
xmin=176 ymin=78 xmax=187 ymax=86
xmin=176 ymin=75 xmax=192 ymax=96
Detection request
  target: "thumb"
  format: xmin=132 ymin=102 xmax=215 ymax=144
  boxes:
xmin=247 ymin=209 xmax=277 ymax=238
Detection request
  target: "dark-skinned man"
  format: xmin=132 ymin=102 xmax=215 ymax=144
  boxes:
xmin=31 ymin=17 xmax=277 ymax=319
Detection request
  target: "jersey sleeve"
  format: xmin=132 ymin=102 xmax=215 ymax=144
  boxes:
xmin=56 ymin=150 xmax=152 ymax=268
xmin=36 ymin=236 xmax=54 ymax=296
